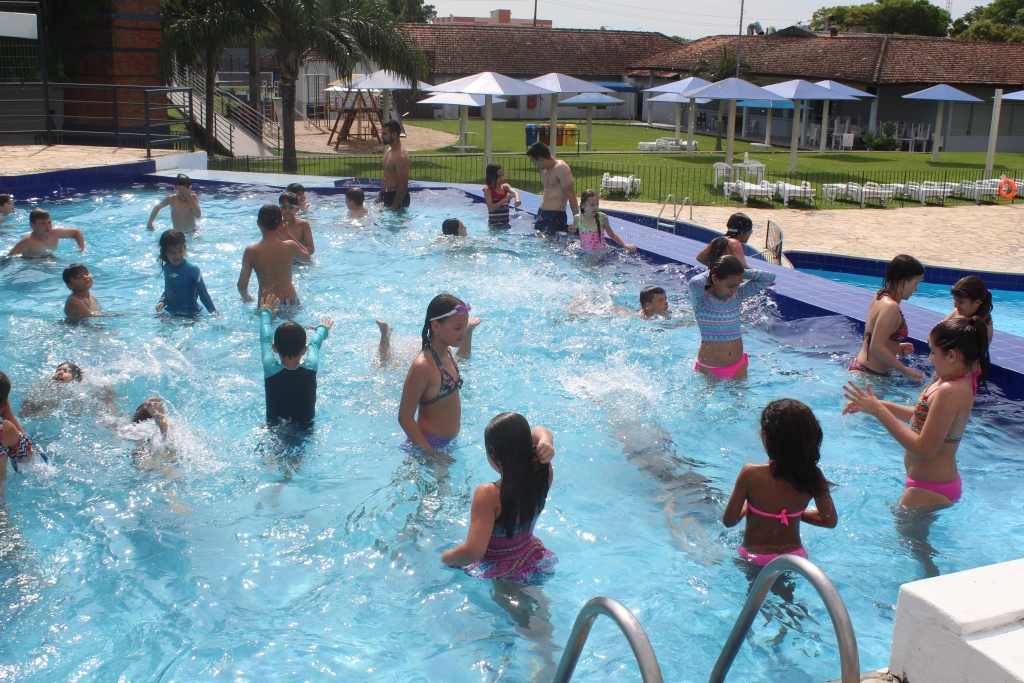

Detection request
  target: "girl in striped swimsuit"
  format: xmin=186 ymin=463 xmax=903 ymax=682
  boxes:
xmin=688 ymin=255 xmax=776 ymax=380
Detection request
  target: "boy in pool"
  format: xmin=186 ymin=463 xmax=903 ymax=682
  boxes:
xmin=346 ymin=188 xmax=368 ymax=217
xmin=7 ymin=208 xmax=85 ymax=258
xmin=62 ymin=264 xmax=106 ymax=320
xmin=258 ymin=293 xmax=333 ymax=425
xmin=0 ymin=194 xmax=14 ymax=224
xmin=278 ymin=191 xmax=314 ymax=254
xmin=639 ymin=286 xmax=669 ymax=318
xmin=286 ymin=182 xmax=307 ymax=210
xmin=442 ymin=218 xmax=467 ymax=236
xmin=147 ymin=174 xmax=202 ymax=232
xmin=238 ymin=204 xmax=311 ymax=305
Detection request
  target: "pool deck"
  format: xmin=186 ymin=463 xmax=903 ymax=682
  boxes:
xmin=0 ymin=145 xmax=185 ymax=176
xmin=601 ymin=200 xmax=1024 ymax=275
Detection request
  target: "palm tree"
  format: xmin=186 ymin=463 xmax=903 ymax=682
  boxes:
xmin=259 ymin=0 xmax=427 ymax=172
xmin=693 ymin=46 xmax=751 ymax=152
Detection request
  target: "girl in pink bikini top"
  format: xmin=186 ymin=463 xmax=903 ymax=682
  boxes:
xmin=723 ymin=399 xmax=838 ymax=566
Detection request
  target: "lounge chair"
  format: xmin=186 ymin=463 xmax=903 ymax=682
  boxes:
xmin=957 ymin=179 xmax=1000 ymax=204
xmin=844 ymin=182 xmax=896 ymax=207
xmin=600 ymin=172 xmax=640 ymax=199
xmin=655 ymin=137 xmax=681 ymax=151
xmin=775 ymin=181 xmax=815 ymax=207
xmin=729 ymin=181 xmax=775 ymax=205
xmin=637 ymin=142 xmax=657 ymax=151
xmin=712 ymin=162 xmax=733 ymax=188
xmin=902 ymin=181 xmax=955 ymax=205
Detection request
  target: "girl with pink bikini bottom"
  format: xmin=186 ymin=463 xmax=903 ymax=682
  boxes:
xmin=843 ymin=316 xmax=989 ymax=508
xmin=723 ymin=399 xmax=838 ymax=567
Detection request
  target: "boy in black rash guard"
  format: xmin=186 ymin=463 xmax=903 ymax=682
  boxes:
xmin=258 ymin=293 xmax=333 ymax=424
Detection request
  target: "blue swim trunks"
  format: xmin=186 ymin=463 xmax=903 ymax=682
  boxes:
xmin=534 ymin=208 xmax=569 ymax=233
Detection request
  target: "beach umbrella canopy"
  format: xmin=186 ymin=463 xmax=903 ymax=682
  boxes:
xmin=684 ymin=79 xmax=789 ymax=164
xmin=647 ymin=93 xmax=711 ymax=105
xmin=525 ymin=74 xmax=609 ymax=158
xmin=765 ymin=80 xmax=858 ymax=163
xmin=815 ymin=80 xmax=876 ymax=98
xmin=416 ymin=93 xmax=504 ymax=107
xmin=736 ymin=99 xmax=811 ymax=109
xmin=1002 ymin=90 xmax=1024 ymax=101
xmin=351 ymin=69 xmax=431 ymax=91
xmin=647 ymin=92 xmax=712 ymax=153
xmin=904 ymin=84 xmax=984 ymax=161
xmin=644 ymin=77 xmax=712 ymax=94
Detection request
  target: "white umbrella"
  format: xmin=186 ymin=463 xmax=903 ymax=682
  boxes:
xmin=903 ymin=84 xmax=984 ymax=162
xmin=647 ymin=92 xmax=711 ymax=153
xmin=427 ymin=72 xmax=552 ymax=164
xmin=558 ymin=92 xmax=624 ymax=151
xmin=763 ymin=80 xmax=858 ymax=169
xmin=417 ymin=93 xmax=506 ymax=154
xmin=340 ymin=70 xmax=431 ymax=132
xmin=644 ymin=78 xmax=713 ymax=156
xmin=525 ymin=74 xmax=612 ymax=159
xmin=685 ymin=78 xmax=789 ymax=164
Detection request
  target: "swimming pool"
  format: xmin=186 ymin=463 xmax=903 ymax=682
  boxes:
xmin=1 ymin=184 xmax=1023 ymax=682
xmin=799 ymin=269 xmax=1024 ymax=339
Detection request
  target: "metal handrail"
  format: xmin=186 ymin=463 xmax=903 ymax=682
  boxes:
xmin=708 ymin=555 xmax=859 ymax=683
xmin=680 ymin=196 xmax=694 ymax=221
xmin=656 ymin=194 xmax=677 ymax=234
xmin=552 ymin=597 xmax=664 ymax=683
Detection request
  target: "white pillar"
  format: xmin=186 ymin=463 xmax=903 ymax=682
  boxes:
xmin=765 ymin=107 xmax=772 ymax=146
xmin=800 ymin=102 xmax=808 ymax=145
xmin=789 ymin=99 xmax=801 ymax=172
xmin=382 ymin=89 xmax=391 ymax=125
xmin=549 ymin=92 xmax=558 ymax=158
xmin=725 ymin=99 xmax=737 ymax=165
xmin=868 ymin=97 xmax=878 ymax=133
xmin=687 ymin=97 xmax=695 ymax=157
xmin=742 ymin=106 xmax=748 ymax=141
xmin=586 ymin=106 xmax=593 ymax=151
xmin=675 ymin=102 xmax=682 ymax=141
xmin=484 ymin=95 xmax=493 ymax=166
xmin=819 ymin=99 xmax=830 ymax=154
xmin=458 ymin=105 xmax=468 ymax=154
xmin=985 ymin=89 xmax=1003 ymax=178
xmin=932 ymin=100 xmax=945 ymax=162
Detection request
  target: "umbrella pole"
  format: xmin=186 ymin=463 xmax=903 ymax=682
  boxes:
xmin=765 ymin=107 xmax=772 ymax=146
xmin=932 ymin=100 xmax=945 ymax=162
xmin=819 ymin=99 xmax=829 ymax=154
xmin=986 ymin=89 xmax=1003 ymax=178
xmin=687 ymin=97 xmax=695 ymax=157
xmin=485 ymin=95 xmax=493 ymax=166
xmin=550 ymin=92 xmax=558 ymax=158
xmin=789 ymin=99 xmax=801 ymax=172
xmin=459 ymin=105 xmax=468 ymax=155
xmin=675 ymin=102 xmax=682 ymax=142
xmin=725 ymin=99 xmax=737 ymax=165
xmin=382 ymin=89 xmax=391 ymax=125
xmin=586 ymin=106 xmax=593 ymax=152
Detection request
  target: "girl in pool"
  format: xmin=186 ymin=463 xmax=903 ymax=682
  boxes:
xmin=398 ymin=294 xmax=481 ymax=453
xmin=723 ymin=399 xmax=837 ymax=566
xmin=849 ymin=254 xmax=925 ymax=380
xmin=843 ymin=316 xmax=989 ymax=508
xmin=569 ymin=189 xmax=636 ymax=254
xmin=688 ymin=255 xmax=776 ymax=380
xmin=944 ymin=275 xmax=993 ymax=341
xmin=155 ymin=229 xmax=216 ymax=317
xmin=696 ymin=212 xmax=753 ymax=268
xmin=482 ymin=163 xmax=521 ymax=224
xmin=1 ymin=370 xmax=35 ymax=484
xmin=442 ymin=412 xmax=556 ymax=581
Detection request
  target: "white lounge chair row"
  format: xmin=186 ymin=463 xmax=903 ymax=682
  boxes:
xmin=637 ymin=138 xmax=697 ymax=152
xmin=822 ymin=180 xmax=1016 ymax=207
xmin=722 ymin=180 xmax=816 ymax=206
xmin=599 ymin=173 xmax=642 ymax=199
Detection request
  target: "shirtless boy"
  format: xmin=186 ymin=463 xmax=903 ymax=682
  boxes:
xmin=63 ymin=264 xmax=103 ymax=319
xmin=527 ymin=142 xmax=579 ymax=233
xmin=286 ymin=183 xmax=307 ymax=210
xmin=147 ymin=174 xmax=201 ymax=232
xmin=639 ymin=286 xmax=670 ymax=318
xmin=378 ymin=120 xmax=410 ymax=210
xmin=346 ymin=188 xmax=369 ymax=217
xmin=7 ymin=208 xmax=85 ymax=258
xmin=237 ymin=204 xmax=311 ymax=306
xmin=0 ymin=194 xmax=14 ymax=224
xmin=278 ymin=191 xmax=315 ymax=254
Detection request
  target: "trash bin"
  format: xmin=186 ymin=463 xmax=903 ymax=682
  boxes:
xmin=563 ymin=123 xmax=579 ymax=147
xmin=539 ymin=124 xmax=550 ymax=145
xmin=556 ymin=124 xmax=564 ymax=146
xmin=525 ymin=123 xmax=539 ymax=147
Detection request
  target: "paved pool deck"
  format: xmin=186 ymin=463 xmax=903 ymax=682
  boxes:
xmin=0 ymin=145 xmax=184 ymax=176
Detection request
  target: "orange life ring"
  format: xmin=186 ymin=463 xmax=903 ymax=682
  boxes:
xmin=999 ymin=178 xmax=1017 ymax=200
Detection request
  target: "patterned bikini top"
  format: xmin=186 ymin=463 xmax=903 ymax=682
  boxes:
xmin=419 ymin=345 xmax=463 ymax=406
xmin=910 ymin=371 xmax=980 ymax=444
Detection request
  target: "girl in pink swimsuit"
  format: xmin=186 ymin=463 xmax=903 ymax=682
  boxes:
xmin=843 ymin=316 xmax=989 ymax=508
xmin=570 ymin=190 xmax=637 ymax=254
xmin=723 ymin=399 xmax=838 ymax=566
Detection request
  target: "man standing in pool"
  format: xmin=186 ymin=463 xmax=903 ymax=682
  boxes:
xmin=378 ymin=120 xmax=410 ymax=210
xmin=237 ymin=204 xmax=310 ymax=306
xmin=527 ymin=142 xmax=579 ymax=233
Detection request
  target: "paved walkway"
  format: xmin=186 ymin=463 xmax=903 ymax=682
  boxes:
xmin=0 ymin=145 xmax=183 ymax=176
xmin=602 ymin=200 xmax=1024 ymax=274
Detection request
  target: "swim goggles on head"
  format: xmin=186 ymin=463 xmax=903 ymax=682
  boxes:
xmin=429 ymin=304 xmax=471 ymax=321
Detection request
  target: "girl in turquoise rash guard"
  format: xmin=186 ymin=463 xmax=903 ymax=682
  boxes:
xmin=155 ymin=229 xmax=216 ymax=317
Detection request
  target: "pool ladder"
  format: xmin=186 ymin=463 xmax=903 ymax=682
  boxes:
xmin=551 ymin=555 xmax=861 ymax=683
xmin=656 ymin=194 xmax=693 ymax=234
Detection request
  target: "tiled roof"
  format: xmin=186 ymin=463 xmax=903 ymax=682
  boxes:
xmin=640 ymin=33 xmax=1024 ymax=87
xmin=401 ymin=24 xmax=682 ymax=78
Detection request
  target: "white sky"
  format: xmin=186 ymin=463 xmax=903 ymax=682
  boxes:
xmin=429 ymin=0 xmax=979 ymax=40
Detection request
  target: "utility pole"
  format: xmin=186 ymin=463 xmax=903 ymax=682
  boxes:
xmin=533 ymin=0 xmax=538 ymax=27
xmin=736 ymin=0 xmax=745 ymax=79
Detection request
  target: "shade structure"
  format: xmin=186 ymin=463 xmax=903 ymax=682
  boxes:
xmin=903 ymin=84 xmax=984 ymax=161
xmin=643 ymin=77 xmax=712 ymax=95
xmin=815 ymin=80 xmax=876 ymax=98
xmin=525 ymin=74 xmax=610 ymax=159
xmin=684 ymin=78 xmax=789 ymax=164
xmin=647 ymin=92 xmax=713 ymax=153
xmin=417 ymin=93 xmax=506 ymax=155
xmin=557 ymin=92 xmax=625 ymax=152
xmin=345 ymin=70 xmax=432 ymax=135
xmin=1001 ymin=90 xmax=1024 ymax=101
xmin=427 ymin=72 xmax=552 ymax=164
xmin=736 ymin=100 xmax=811 ymax=110
xmin=763 ymin=80 xmax=858 ymax=165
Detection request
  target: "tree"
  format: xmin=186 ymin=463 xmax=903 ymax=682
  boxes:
xmin=951 ymin=0 xmax=1024 ymax=41
xmin=385 ymin=0 xmax=436 ymax=22
xmin=259 ymin=0 xmax=427 ymax=172
xmin=809 ymin=0 xmax=951 ymax=36
xmin=693 ymin=47 xmax=752 ymax=151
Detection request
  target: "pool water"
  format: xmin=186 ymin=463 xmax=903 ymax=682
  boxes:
xmin=799 ymin=269 xmax=1024 ymax=339
xmin=1 ymin=186 xmax=1022 ymax=683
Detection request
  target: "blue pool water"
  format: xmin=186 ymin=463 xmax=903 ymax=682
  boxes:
xmin=1 ymin=185 xmax=1023 ymax=682
xmin=799 ymin=268 xmax=1024 ymax=339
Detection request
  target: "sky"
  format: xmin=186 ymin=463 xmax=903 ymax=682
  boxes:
xmin=429 ymin=0 xmax=981 ymax=40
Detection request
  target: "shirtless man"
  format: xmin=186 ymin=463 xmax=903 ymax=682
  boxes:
xmin=237 ymin=204 xmax=311 ymax=306
xmin=278 ymin=191 xmax=315 ymax=255
xmin=378 ymin=119 xmax=410 ymax=210
xmin=147 ymin=174 xmax=201 ymax=232
xmin=7 ymin=208 xmax=85 ymax=258
xmin=527 ymin=141 xmax=579 ymax=233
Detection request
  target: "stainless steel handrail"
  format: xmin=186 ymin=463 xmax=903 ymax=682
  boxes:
xmin=552 ymin=597 xmax=664 ymax=683
xmin=708 ymin=555 xmax=860 ymax=683
xmin=680 ymin=196 xmax=694 ymax=221
xmin=657 ymin=194 xmax=677 ymax=234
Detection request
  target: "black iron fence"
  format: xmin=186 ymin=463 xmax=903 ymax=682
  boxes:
xmin=209 ymin=153 xmax=1024 ymax=209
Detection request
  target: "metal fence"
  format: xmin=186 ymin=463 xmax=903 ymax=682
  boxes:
xmin=208 ymin=153 xmax=1024 ymax=209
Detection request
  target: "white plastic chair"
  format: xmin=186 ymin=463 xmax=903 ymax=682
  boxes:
xmin=903 ymin=180 xmax=954 ymax=205
xmin=775 ymin=181 xmax=815 ymax=207
xmin=737 ymin=181 xmax=774 ymax=205
xmin=600 ymin=172 xmax=638 ymax=199
xmin=840 ymin=133 xmax=854 ymax=151
xmin=847 ymin=182 xmax=895 ymax=207
xmin=913 ymin=124 xmax=931 ymax=152
xmin=637 ymin=142 xmax=657 ymax=151
xmin=712 ymin=162 xmax=733 ymax=188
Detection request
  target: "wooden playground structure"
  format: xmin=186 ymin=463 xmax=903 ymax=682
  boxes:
xmin=325 ymin=88 xmax=383 ymax=150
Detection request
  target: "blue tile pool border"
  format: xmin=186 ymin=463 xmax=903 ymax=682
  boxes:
xmin=0 ymin=159 xmax=157 ymax=198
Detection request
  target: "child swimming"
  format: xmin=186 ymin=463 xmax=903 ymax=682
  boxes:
xmin=722 ymin=399 xmax=837 ymax=566
xmin=345 ymin=188 xmax=369 ymax=217
xmin=237 ymin=204 xmax=310 ymax=305
xmin=62 ymin=264 xmax=110 ymax=320
xmin=278 ymin=191 xmax=315 ymax=255
xmin=155 ymin=229 xmax=216 ymax=317
xmin=849 ymin=254 xmax=925 ymax=380
xmin=944 ymin=275 xmax=993 ymax=341
xmin=147 ymin=174 xmax=201 ymax=232
xmin=482 ymin=163 xmax=521 ymax=224
xmin=843 ymin=316 xmax=989 ymax=508
xmin=7 ymin=208 xmax=85 ymax=258
xmin=397 ymin=294 xmax=481 ymax=452
xmin=0 ymin=194 xmax=14 ymax=224
xmin=688 ymin=255 xmax=775 ymax=379
xmin=696 ymin=212 xmax=753 ymax=268
xmin=569 ymin=190 xmax=636 ymax=253
xmin=441 ymin=218 xmax=467 ymax=236
xmin=1 ymin=370 xmax=35 ymax=484
xmin=442 ymin=412 xmax=556 ymax=582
